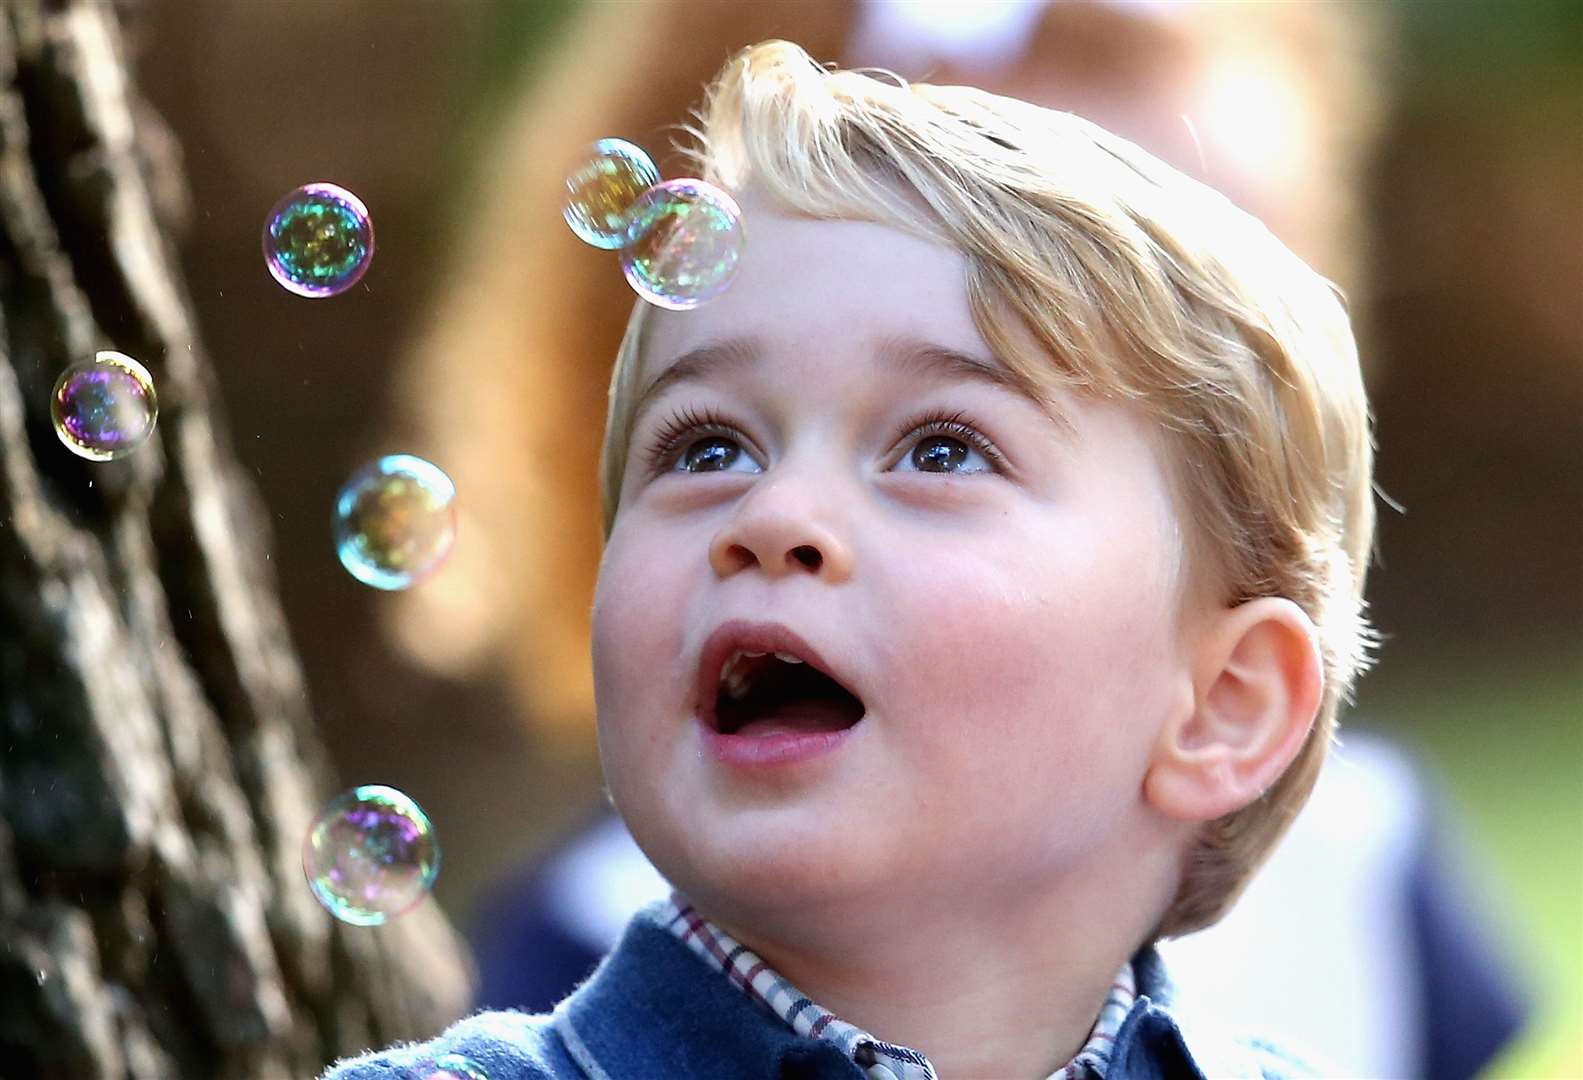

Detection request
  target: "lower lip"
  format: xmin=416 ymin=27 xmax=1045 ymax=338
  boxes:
xmin=699 ymin=716 xmax=858 ymax=768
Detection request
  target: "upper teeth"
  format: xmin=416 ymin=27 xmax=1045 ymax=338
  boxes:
xmin=719 ymin=648 xmax=806 ymax=700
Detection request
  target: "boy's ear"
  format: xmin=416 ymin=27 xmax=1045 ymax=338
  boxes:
xmin=1144 ymin=597 xmax=1324 ymax=823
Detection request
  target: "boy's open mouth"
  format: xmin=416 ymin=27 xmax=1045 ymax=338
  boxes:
xmin=712 ymin=650 xmax=866 ymax=736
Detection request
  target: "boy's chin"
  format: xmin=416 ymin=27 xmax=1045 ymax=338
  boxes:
xmin=677 ymin=821 xmax=896 ymax=906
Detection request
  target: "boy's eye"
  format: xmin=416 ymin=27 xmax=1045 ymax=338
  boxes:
xmin=897 ymin=434 xmax=990 ymax=474
xmin=643 ymin=405 xmax=1006 ymax=477
xmin=679 ymin=436 xmax=750 ymax=474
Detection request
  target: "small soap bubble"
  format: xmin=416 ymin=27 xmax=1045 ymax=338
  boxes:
xmin=619 ymin=179 xmax=744 ymax=310
xmin=333 ymin=454 xmax=456 ymax=590
xmin=421 ymin=1055 xmax=489 ymax=1080
xmin=51 ymin=350 xmax=158 ymax=461
xmin=263 ymin=182 xmax=374 ymax=297
xmin=303 ymin=784 xmax=439 ymax=926
xmin=563 ymin=138 xmax=661 ymax=249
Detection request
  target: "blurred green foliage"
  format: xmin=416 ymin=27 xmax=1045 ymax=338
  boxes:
xmin=1395 ymin=0 xmax=1583 ymax=99
xmin=457 ymin=0 xmax=584 ymax=128
xmin=429 ymin=0 xmax=585 ymax=218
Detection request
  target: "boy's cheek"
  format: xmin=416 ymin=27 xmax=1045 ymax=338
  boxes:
xmin=885 ymin=550 xmax=1173 ymax=737
xmin=591 ymin=551 xmax=677 ymax=714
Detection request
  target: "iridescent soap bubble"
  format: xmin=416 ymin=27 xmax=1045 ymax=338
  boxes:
xmin=303 ymin=784 xmax=439 ymax=926
xmin=51 ymin=350 xmax=158 ymax=461
xmin=563 ymin=138 xmax=661 ymax=249
xmin=619 ymin=179 xmax=744 ymax=310
xmin=263 ymin=182 xmax=374 ymax=297
xmin=422 ymin=1055 xmax=489 ymax=1080
xmin=333 ymin=454 xmax=456 ymax=590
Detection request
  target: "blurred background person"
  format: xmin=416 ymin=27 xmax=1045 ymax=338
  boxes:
xmin=134 ymin=0 xmax=1580 ymax=1077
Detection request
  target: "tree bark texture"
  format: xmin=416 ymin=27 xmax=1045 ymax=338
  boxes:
xmin=0 ymin=2 xmax=472 ymax=1077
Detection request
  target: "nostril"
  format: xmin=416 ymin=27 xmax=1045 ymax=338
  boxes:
xmin=719 ymin=544 xmax=756 ymax=574
xmin=790 ymin=545 xmax=821 ymax=570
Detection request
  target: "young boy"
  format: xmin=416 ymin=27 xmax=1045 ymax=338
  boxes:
xmin=324 ymin=38 xmax=1374 ymax=1080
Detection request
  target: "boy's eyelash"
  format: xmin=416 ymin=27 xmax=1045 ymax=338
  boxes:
xmin=640 ymin=404 xmax=1008 ymax=475
xmin=643 ymin=404 xmax=734 ymax=474
xmin=895 ymin=409 xmax=1010 ymax=471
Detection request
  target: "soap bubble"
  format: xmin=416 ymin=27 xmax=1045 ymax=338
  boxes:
xmin=563 ymin=138 xmax=661 ymax=249
xmin=333 ymin=454 xmax=456 ymax=590
xmin=51 ymin=350 xmax=158 ymax=461
xmin=422 ymin=1055 xmax=489 ymax=1080
xmin=303 ymin=785 xmax=439 ymax=926
xmin=619 ymin=179 xmax=744 ymax=310
xmin=263 ymin=182 xmax=374 ymax=297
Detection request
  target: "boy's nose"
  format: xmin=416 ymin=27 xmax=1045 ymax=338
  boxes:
xmin=706 ymin=478 xmax=855 ymax=583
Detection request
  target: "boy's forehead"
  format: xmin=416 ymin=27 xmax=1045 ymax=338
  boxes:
xmin=639 ymin=196 xmax=981 ymax=378
xmin=627 ymin=190 xmax=1095 ymax=442
xmin=631 ymin=333 xmax=1049 ymax=426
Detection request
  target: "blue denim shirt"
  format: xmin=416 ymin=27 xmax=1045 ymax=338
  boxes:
xmin=321 ymin=900 xmax=1318 ymax=1079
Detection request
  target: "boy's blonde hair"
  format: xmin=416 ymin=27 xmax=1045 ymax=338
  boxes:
xmin=598 ymin=40 xmax=1376 ymax=939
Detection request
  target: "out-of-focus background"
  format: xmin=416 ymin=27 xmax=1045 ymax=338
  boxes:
xmin=132 ymin=2 xmax=1579 ymax=1076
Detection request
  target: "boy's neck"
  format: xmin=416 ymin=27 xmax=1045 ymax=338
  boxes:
xmin=692 ymin=831 xmax=1181 ymax=1080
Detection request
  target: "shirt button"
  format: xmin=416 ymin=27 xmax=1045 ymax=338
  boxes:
xmin=866 ymin=1065 xmax=902 ymax=1080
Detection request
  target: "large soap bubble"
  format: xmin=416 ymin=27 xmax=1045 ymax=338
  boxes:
xmin=563 ymin=138 xmax=661 ymax=249
xmin=263 ymin=182 xmax=374 ymax=297
xmin=51 ymin=350 xmax=159 ymax=461
xmin=619 ymin=179 xmax=744 ymax=310
xmin=333 ymin=454 xmax=457 ymax=590
xmin=303 ymin=784 xmax=439 ymax=926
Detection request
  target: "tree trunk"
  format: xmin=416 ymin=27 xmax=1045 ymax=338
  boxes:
xmin=0 ymin=2 xmax=472 ymax=1077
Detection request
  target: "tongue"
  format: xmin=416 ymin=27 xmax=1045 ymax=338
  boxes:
xmin=733 ymin=699 xmax=858 ymax=736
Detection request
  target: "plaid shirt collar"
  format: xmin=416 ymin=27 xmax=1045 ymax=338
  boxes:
xmin=659 ymin=890 xmax=1137 ymax=1080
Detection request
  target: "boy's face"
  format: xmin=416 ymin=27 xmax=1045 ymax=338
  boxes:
xmin=592 ymin=196 xmax=1196 ymax=928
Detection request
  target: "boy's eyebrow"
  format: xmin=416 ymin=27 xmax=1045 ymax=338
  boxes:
xmin=629 ymin=334 xmax=1058 ymax=431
